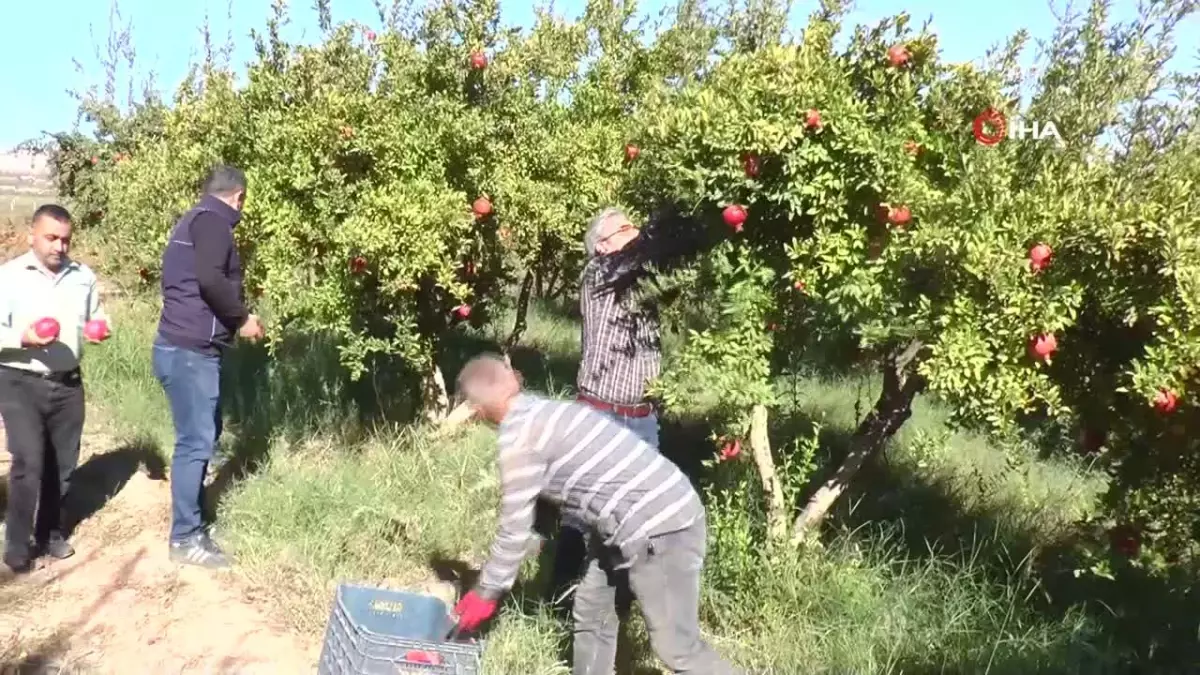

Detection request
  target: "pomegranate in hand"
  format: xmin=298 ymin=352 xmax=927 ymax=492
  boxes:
xmin=34 ymin=317 xmax=61 ymax=340
xmin=84 ymin=319 xmax=111 ymax=342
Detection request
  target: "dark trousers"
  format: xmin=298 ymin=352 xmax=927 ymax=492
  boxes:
xmin=572 ymin=518 xmax=740 ymax=675
xmin=0 ymin=366 xmax=85 ymax=562
xmin=151 ymin=343 xmax=222 ymax=542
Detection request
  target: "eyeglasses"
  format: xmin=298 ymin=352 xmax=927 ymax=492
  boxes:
xmin=599 ymin=222 xmax=638 ymax=244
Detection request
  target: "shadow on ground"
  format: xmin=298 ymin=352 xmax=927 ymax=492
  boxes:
xmin=769 ymin=405 xmax=1200 ymax=673
xmin=0 ymin=547 xmax=144 ymax=669
xmin=0 ymin=437 xmax=166 ymax=541
xmin=204 ymin=322 xmax=582 ymax=522
xmin=204 ymin=330 xmax=426 ymax=519
xmin=64 ymin=437 xmax=167 ymax=537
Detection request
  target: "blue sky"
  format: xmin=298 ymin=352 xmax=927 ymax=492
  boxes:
xmin=1 ymin=0 xmax=1195 ymax=149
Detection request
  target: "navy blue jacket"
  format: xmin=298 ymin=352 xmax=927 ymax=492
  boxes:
xmin=156 ymin=195 xmax=248 ymax=355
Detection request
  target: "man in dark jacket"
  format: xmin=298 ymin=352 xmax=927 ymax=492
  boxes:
xmin=152 ymin=165 xmax=263 ymax=568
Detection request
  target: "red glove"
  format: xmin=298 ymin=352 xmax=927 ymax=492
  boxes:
xmin=452 ymin=590 xmax=498 ymax=632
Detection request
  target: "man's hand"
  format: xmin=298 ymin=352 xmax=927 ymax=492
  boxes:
xmin=83 ymin=319 xmax=111 ymax=344
xmin=238 ymin=314 xmax=265 ymax=341
xmin=20 ymin=323 xmax=55 ymax=348
xmin=452 ymin=590 xmax=498 ymax=632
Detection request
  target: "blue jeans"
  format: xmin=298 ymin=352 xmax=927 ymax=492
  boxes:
xmin=602 ymin=410 xmax=659 ymax=447
xmin=151 ymin=343 xmax=222 ymax=542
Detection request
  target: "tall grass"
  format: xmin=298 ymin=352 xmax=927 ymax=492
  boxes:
xmin=81 ymin=294 xmax=172 ymax=449
xmin=80 ymin=293 xmax=1124 ymax=673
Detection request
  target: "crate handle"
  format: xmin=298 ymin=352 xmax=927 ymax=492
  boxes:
xmin=402 ymin=649 xmax=443 ymax=666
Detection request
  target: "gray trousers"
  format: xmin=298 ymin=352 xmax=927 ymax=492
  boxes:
xmin=571 ymin=517 xmax=741 ymax=674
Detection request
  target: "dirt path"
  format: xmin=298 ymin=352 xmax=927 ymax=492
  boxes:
xmin=0 ymin=421 xmax=322 ymax=674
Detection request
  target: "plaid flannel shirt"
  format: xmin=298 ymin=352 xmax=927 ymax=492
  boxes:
xmin=576 ymin=253 xmax=661 ymax=406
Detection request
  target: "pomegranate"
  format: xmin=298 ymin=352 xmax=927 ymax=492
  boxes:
xmin=742 ymin=153 xmax=761 ymax=178
xmin=1029 ymin=243 xmax=1052 ymax=271
xmin=722 ymin=204 xmax=747 ymax=232
xmin=1154 ymin=388 xmax=1178 ymax=414
xmin=1108 ymin=525 xmax=1141 ymax=557
xmin=887 ymin=205 xmax=912 ymax=227
xmin=83 ymin=319 xmax=110 ymax=342
xmin=34 ymin=317 xmax=60 ymax=340
xmin=1030 ymin=333 xmax=1057 ymax=361
xmin=887 ymin=44 xmax=911 ymax=67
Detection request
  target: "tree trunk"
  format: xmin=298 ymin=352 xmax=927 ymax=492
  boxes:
xmin=791 ymin=339 xmax=925 ymax=542
xmin=421 ymin=364 xmax=450 ymax=424
xmin=544 ymin=265 xmax=562 ymax=300
xmin=748 ymin=403 xmax=789 ymax=544
xmin=505 ymin=270 xmax=535 ymax=350
xmin=436 ymin=400 xmax=475 ymax=435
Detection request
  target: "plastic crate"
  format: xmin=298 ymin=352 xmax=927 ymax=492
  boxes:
xmin=317 ymin=583 xmax=484 ymax=675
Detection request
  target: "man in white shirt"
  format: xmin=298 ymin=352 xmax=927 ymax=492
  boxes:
xmin=0 ymin=204 xmax=111 ymax=573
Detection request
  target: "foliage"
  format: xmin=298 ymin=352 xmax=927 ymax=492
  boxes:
xmin=624 ymin=0 xmax=1200 ymax=564
xmin=42 ymin=0 xmax=1200 ymax=583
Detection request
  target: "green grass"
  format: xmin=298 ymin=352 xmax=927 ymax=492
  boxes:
xmin=82 ymin=294 xmax=173 ymax=449
xmin=81 ymin=293 xmax=1129 ymax=674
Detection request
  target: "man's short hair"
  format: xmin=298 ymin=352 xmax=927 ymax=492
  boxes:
xmin=456 ymin=353 xmax=511 ymax=403
xmin=201 ymin=164 xmax=247 ymax=197
xmin=584 ymin=207 xmax=626 ymax=258
xmin=31 ymin=203 xmax=73 ymax=225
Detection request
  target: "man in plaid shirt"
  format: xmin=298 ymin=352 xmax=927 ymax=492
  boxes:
xmin=576 ymin=207 xmax=663 ymax=445
xmin=546 ymin=205 xmax=704 ymax=613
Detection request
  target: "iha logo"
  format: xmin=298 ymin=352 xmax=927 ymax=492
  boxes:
xmin=972 ymin=107 xmax=1062 ymax=145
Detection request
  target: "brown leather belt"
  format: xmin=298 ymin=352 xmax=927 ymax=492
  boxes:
xmin=577 ymin=393 xmax=654 ymax=418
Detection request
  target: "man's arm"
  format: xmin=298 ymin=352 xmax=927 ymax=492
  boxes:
xmin=0 ymin=268 xmax=21 ymax=350
xmin=597 ymin=203 xmax=707 ymax=291
xmin=191 ymin=212 xmax=249 ymax=332
xmin=474 ymin=433 xmax=546 ymax=600
xmin=87 ymin=273 xmax=110 ymax=327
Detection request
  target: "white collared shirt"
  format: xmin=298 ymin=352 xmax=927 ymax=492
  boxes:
xmin=0 ymin=250 xmax=109 ymax=373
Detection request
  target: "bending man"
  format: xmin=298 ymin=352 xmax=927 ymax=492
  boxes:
xmin=451 ymin=354 xmax=741 ymax=675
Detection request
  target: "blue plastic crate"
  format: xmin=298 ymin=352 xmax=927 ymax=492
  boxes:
xmin=317 ymin=583 xmax=484 ymax=674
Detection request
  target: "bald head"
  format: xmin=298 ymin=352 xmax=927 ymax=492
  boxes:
xmin=456 ymin=353 xmax=522 ymax=424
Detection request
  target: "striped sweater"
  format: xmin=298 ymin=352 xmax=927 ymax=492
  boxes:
xmin=476 ymin=393 xmax=704 ymax=596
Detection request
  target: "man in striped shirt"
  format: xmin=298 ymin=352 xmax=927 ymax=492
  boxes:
xmin=451 ymin=354 xmax=740 ymax=675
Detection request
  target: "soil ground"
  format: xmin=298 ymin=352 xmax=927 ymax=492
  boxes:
xmin=0 ymin=419 xmax=322 ymax=674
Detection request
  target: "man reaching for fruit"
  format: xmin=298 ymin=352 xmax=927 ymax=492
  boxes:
xmin=152 ymin=165 xmax=264 ymax=569
xmin=548 ymin=204 xmax=706 ymax=608
xmin=452 ymin=354 xmax=741 ymax=675
xmin=0 ymin=204 xmax=111 ymax=574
